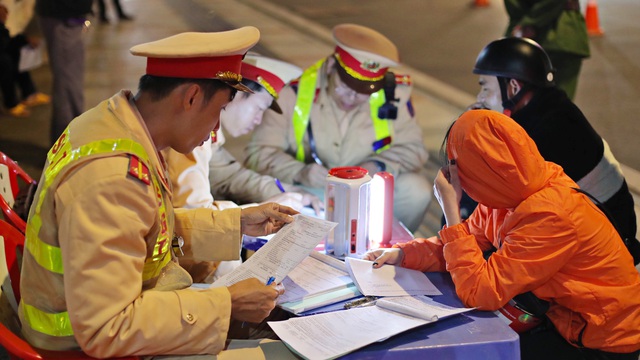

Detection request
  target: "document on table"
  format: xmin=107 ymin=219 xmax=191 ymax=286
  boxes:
xmin=345 ymin=257 xmax=442 ymax=297
xmin=269 ymin=295 xmax=474 ymax=360
xmin=210 ymin=214 xmax=337 ymax=287
xmin=277 ymin=251 xmax=361 ymax=314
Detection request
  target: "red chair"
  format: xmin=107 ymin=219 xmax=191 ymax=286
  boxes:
xmin=0 ymin=220 xmax=139 ymax=360
xmin=0 ymin=152 xmax=35 ymax=234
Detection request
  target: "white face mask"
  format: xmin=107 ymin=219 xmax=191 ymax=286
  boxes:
xmin=330 ymin=72 xmax=370 ymax=111
xmin=476 ymin=75 xmax=504 ymax=113
xmin=220 ymin=88 xmax=273 ymax=138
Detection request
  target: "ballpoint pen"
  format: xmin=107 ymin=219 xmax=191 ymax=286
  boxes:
xmin=343 ymin=296 xmax=378 ymax=309
xmin=274 ymin=178 xmax=286 ymax=193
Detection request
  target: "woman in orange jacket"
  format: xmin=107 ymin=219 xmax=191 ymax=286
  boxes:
xmin=364 ymin=109 xmax=640 ymax=360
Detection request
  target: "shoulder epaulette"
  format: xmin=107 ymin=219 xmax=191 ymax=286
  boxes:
xmin=127 ymin=154 xmax=151 ymax=185
xmin=394 ymin=73 xmax=412 ymax=86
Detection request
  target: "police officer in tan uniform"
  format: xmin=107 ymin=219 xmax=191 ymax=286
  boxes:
xmin=164 ymin=54 xmax=320 ymax=216
xmin=244 ymin=24 xmax=431 ymax=232
xmin=164 ymin=54 xmax=321 ymax=283
xmin=18 ymin=28 xmax=299 ymax=359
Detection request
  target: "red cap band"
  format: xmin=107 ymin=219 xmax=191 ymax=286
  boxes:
xmin=146 ymin=55 xmax=243 ymax=79
xmin=334 ymin=46 xmax=387 ymax=81
xmin=241 ymin=62 xmax=285 ymax=98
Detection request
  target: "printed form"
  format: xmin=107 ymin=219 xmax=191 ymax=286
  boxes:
xmin=270 ymin=295 xmax=474 ymax=360
xmin=345 ymin=257 xmax=442 ymax=297
xmin=211 ymin=214 xmax=337 ymax=287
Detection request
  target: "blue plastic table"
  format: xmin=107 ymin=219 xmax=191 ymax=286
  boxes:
xmin=340 ymin=272 xmax=520 ymax=360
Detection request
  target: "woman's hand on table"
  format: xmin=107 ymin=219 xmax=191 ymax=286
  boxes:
xmin=362 ymin=248 xmax=404 ymax=268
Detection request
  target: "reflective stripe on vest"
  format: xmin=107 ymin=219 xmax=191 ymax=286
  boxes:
xmin=368 ymin=91 xmax=392 ymax=153
xmin=292 ymin=59 xmax=393 ymax=162
xmin=22 ymin=128 xmax=172 ymax=338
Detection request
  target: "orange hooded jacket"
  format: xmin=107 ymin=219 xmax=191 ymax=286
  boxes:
xmin=396 ymin=110 xmax=640 ymax=353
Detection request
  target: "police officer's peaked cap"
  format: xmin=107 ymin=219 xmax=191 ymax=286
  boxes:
xmin=332 ymin=24 xmax=399 ymax=94
xmin=130 ymin=27 xmax=260 ymax=93
xmin=473 ymin=37 xmax=555 ymax=88
xmin=241 ymin=53 xmax=302 ymax=114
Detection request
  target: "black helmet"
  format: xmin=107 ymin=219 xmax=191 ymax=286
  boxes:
xmin=473 ymin=37 xmax=555 ymax=88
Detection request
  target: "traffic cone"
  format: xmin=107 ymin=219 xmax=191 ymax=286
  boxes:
xmin=473 ymin=0 xmax=490 ymax=7
xmin=585 ymin=0 xmax=604 ymax=36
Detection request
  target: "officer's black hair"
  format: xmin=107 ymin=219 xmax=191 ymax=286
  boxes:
xmin=237 ymin=78 xmax=266 ymax=99
xmin=137 ymin=74 xmax=237 ymax=104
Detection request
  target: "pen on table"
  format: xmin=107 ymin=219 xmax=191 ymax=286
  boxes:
xmin=242 ymin=276 xmax=276 ymax=328
xmin=274 ymin=178 xmax=286 ymax=193
xmin=344 ymin=296 xmax=378 ymax=309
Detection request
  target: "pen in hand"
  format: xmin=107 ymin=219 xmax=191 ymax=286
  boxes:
xmin=274 ymin=178 xmax=286 ymax=193
xmin=242 ymin=276 xmax=276 ymax=328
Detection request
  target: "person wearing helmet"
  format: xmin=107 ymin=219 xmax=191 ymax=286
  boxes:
xmin=365 ymin=110 xmax=640 ymax=360
xmin=504 ymin=0 xmax=590 ymax=100
xmin=470 ymin=37 xmax=640 ymax=265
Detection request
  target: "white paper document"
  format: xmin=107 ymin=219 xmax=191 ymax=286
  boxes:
xmin=269 ymin=295 xmax=473 ymax=360
xmin=211 ymin=214 xmax=337 ymax=287
xmin=19 ymin=45 xmax=44 ymax=72
xmin=278 ymin=251 xmax=353 ymax=304
xmin=345 ymin=257 xmax=442 ymax=297
xmin=277 ymin=251 xmax=361 ymax=314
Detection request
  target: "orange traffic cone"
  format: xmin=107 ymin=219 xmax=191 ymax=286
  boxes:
xmin=473 ymin=0 xmax=490 ymax=7
xmin=585 ymin=0 xmax=604 ymax=36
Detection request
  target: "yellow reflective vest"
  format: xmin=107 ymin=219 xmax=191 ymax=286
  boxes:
xmin=21 ymin=128 xmax=172 ymax=338
xmin=292 ymin=59 xmax=394 ymax=162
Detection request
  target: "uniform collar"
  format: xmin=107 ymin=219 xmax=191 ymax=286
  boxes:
xmin=108 ymin=91 xmax=173 ymax=196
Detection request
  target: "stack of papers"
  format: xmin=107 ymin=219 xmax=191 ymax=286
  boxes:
xmin=345 ymin=257 xmax=442 ymax=297
xmin=278 ymin=252 xmax=361 ymax=314
xmin=275 ymin=249 xmax=444 ymax=315
xmin=269 ymin=295 xmax=474 ymax=360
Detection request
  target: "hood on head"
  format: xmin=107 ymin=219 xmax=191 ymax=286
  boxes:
xmin=447 ymin=110 xmax=549 ymax=209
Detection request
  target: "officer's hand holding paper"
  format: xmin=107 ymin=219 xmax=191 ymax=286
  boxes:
xmin=211 ymin=214 xmax=337 ymax=287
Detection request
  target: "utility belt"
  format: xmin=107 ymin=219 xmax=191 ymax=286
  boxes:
xmin=565 ymin=0 xmax=580 ymax=11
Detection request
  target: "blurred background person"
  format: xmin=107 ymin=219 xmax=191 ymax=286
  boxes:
xmin=0 ymin=0 xmax=49 ymax=118
xmin=505 ymin=0 xmax=590 ymax=100
xmin=35 ymin=0 xmax=93 ymax=144
xmin=95 ymin=0 xmax=132 ymax=24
